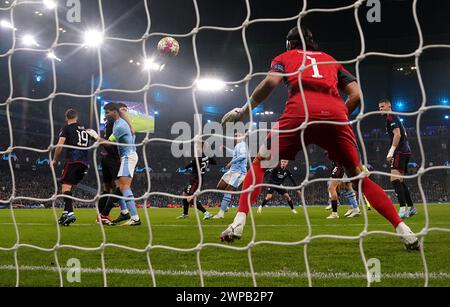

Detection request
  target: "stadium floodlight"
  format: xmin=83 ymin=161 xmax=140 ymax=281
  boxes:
xmin=43 ymin=0 xmax=57 ymax=9
xmin=22 ymin=34 xmax=39 ymax=46
xmin=196 ymin=78 xmax=226 ymax=92
xmin=47 ymin=51 xmax=61 ymax=62
xmin=144 ymin=58 xmax=164 ymax=72
xmin=0 ymin=19 xmax=15 ymax=30
xmin=83 ymin=30 xmax=104 ymax=48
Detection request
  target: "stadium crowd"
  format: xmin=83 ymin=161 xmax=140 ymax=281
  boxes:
xmin=1 ymin=125 xmax=448 ymax=209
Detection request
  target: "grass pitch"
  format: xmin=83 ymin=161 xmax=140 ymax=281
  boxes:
xmin=0 ymin=204 xmax=449 ymax=287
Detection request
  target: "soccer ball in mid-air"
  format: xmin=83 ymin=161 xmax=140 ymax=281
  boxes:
xmin=157 ymin=37 xmax=180 ymax=57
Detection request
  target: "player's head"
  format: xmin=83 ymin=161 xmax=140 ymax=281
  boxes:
xmin=235 ymin=132 xmax=244 ymax=142
xmin=65 ymin=108 xmax=78 ymax=123
xmin=104 ymin=103 xmax=120 ymax=121
xmin=194 ymin=137 xmax=205 ymax=156
xmin=118 ymin=102 xmax=128 ymax=113
xmin=280 ymin=160 xmax=289 ymax=168
xmin=286 ymin=26 xmax=318 ymax=51
xmin=378 ymin=99 xmax=392 ymax=112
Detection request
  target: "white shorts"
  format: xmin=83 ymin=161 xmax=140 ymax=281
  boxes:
xmin=117 ymin=152 xmax=138 ymax=178
xmin=221 ymin=170 xmax=246 ymax=188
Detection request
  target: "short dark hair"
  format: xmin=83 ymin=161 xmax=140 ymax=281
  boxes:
xmin=117 ymin=102 xmax=128 ymax=109
xmin=286 ymin=26 xmax=318 ymax=51
xmin=378 ymin=99 xmax=391 ymax=105
xmin=104 ymin=102 xmax=120 ymax=112
xmin=65 ymin=108 xmax=78 ymax=120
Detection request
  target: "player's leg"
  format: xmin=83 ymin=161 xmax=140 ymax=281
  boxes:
xmin=221 ymin=119 xmax=301 ymax=242
xmin=282 ymin=192 xmax=297 ymax=214
xmin=196 ymin=198 xmax=213 ymax=220
xmin=116 ymin=153 xmax=140 ymax=226
xmin=100 ymin=156 xmax=129 ymax=223
xmin=59 ymin=163 xmax=86 ymax=226
xmin=59 ymin=183 xmax=75 ymax=225
xmin=258 ymin=192 xmax=273 ymax=213
xmin=401 ymin=155 xmax=417 ymax=217
xmin=214 ymin=174 xmax=237 ymax=219
xmin=321 ymin=124 xmax=419 ymax=250
xmin=342 ymin=182 xmax=360 ymax=218
xmin=391 ymin=160 xmax=408 ymax=218
xmin=108 ymin=178 xmax=132 ymax=224
xmin=98 ymin=157 xmax=112 ymax=215
xmin=327 ymin=180 xmax=340 ymax=219
xmin=214 ymin=185 xmax=235 ymax=219
xmin=177 ymin=191 xmax=190 ymax=219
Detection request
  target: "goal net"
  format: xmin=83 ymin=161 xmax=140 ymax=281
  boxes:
xmin=0 ymin=0 xmax=449 ymax=287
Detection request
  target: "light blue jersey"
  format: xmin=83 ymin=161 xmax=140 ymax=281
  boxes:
xmin=111 ymin=118 xmax=136 ymax=157
xmin=229 ymin=141 xmax=248 ymax=174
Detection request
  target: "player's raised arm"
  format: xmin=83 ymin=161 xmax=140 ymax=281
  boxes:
xmin=221 ymin=73 xmax=283 ymax=124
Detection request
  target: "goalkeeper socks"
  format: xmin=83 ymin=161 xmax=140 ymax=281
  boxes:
xmin=402 ymin=182 xmax=414 ymax=208
xmin=392 ymin=180 xmax=406 ymax=208
xmin=63 ymin=191 xmax=73 ymax=213
xmin=342 ymin=189 xmax=358 ymax=209
xmin=287 ymin=199 xmax=294 ymax=210
xmin=98 ymin=191 xmax=108 ymax=213
xmin=362 ymin=177 xmax=402 ymax=228
xmin=331 ymin=200 xmax=338 ymax=213
xmin=238 ymin=159 xmax=265 ymax=214
xmin=196 ymin=201 xmax=206 ymax=214
xmin=220 ymin=193 xmax=232 ymax=212
xmin=122 ymin=188 xmax=139 ymax=220
xmin=102 ymin=187 xmax=121 ymax=216
xmin=261 ymin=198 xmax=269 ymax=208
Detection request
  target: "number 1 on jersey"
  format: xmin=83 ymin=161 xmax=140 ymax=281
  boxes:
xmin=306 ymin=56 xmax=324 ymax=79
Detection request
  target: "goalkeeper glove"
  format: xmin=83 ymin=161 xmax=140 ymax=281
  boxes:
xmin=221 ymin=98 xmax=256 ymax=125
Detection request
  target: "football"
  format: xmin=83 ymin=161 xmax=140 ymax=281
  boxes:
xmin=157 ymin=36 xmax=180 ymax=57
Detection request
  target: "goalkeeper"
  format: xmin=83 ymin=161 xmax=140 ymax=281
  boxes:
xmin=219 ymin=26 xmax=419 ymax=251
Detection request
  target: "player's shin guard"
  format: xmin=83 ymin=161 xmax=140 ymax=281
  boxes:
xmin=402 ymin=182 xmax=414 ymax=208
xmin=220 ymin=193 xmax=232 ymax=212
xmin=122 ymin=188 xmax=138 ymax=220
xmin=392 ymin=179 xmax=406 ymax=208
xmin=362 ymin=177 xmax=402 ymax=228
xmin=63 ymin=191 xmax=73 ymax=213
xmin=196 ymin=201 xmax=206 ymax=213
xmin=237 ymin=160 xmax=265 ymax=214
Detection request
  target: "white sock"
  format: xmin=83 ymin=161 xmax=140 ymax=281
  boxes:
xmin=217 ymin=209 xmax=224 ymax=216
xmin=131 ymin=215 xmax=139 ymax=221
xmin=121 ymin=209 xmax=129 ymax=215
xmin=400 ymin=207 xmax=406 ymax=213
xmin=232 ymin=212 xmax=247 ymax=228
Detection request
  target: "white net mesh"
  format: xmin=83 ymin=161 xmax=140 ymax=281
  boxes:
xmin=0 ymin=0 xmax=449 ymax=287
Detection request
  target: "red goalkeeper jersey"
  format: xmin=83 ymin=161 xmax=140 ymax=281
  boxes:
xmin=270 ymin=49 xmax=356 ymax=121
